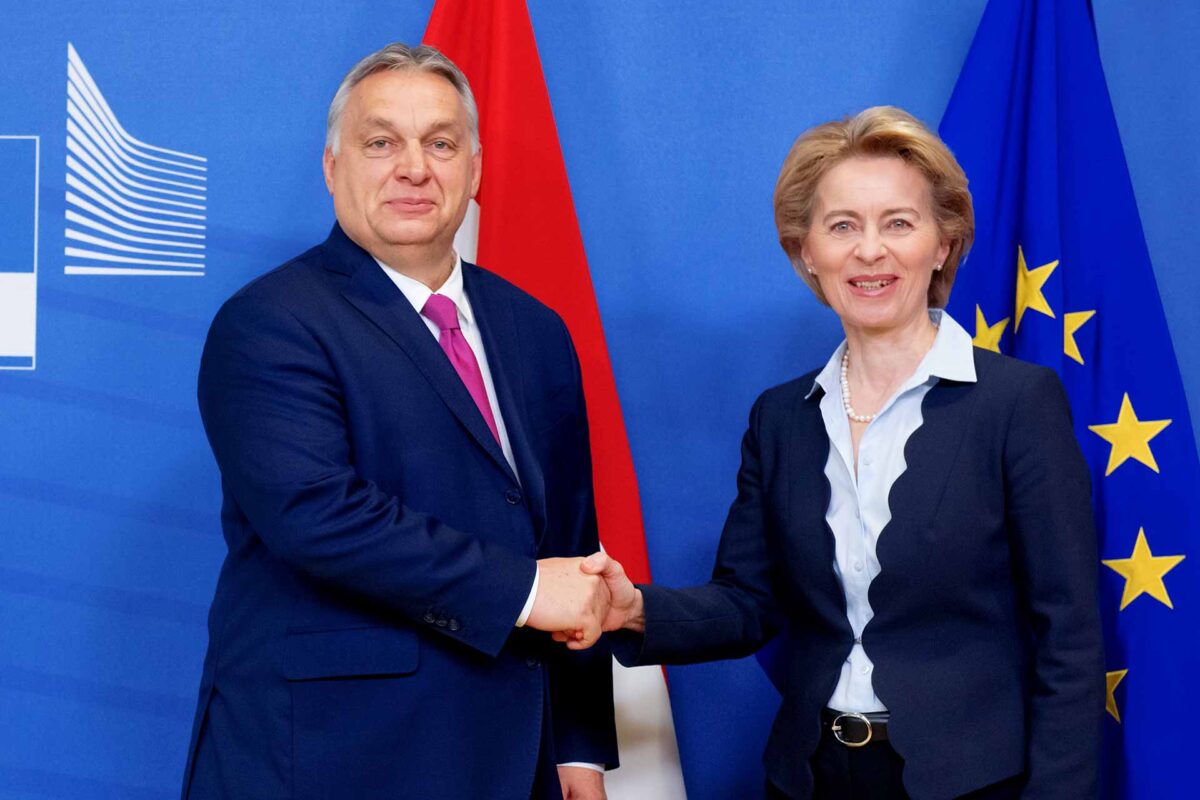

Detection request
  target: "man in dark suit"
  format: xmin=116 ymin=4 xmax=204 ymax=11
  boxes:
xmin=182 ymin=43 xmax=616 ymax=800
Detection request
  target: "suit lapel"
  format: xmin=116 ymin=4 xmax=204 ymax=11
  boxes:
xmin=787 ymin=387 xmax=847 ymax=618
xmin=882 ymin=375 xmax=980 ymax=535
xmin=327 ymin=229 xmax=517 ymax=483
xmin=464 ymin=264 xmax=549 ymax=537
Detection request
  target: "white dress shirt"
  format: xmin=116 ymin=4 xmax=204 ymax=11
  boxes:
xmin=808 ymin=310 xmax=977 ymax=713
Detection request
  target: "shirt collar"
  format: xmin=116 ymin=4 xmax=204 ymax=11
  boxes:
xmin=806 ymin=309 xmax=977 ymax=400
xmin=375 ymin=253 xmax=475 ymax=327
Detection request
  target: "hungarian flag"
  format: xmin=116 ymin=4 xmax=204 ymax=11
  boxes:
xmin=423 ymin=2 xmax=686 ymax=796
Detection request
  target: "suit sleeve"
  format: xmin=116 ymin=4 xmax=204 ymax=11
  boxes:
xmin=198 ymin=293 xmax=536 ymax=658
xmin=1004 ymin=367 xmax=1104 ymax=798
xmin=612 ymin=393 xmax=786 ymax=667
xmin=545 ymin=319 xmax=619 ymax=768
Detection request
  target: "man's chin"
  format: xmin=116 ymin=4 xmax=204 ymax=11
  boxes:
xmin=371 ymin=224 xmax=441 ymax=249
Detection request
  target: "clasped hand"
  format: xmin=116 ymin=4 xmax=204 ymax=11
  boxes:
xmin=525 ymin=553 xmax=642 ymax=649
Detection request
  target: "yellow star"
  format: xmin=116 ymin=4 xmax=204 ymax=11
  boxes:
xmin=1014 ymin=247 xmax=1058 ymax=331
xmin=1088 ymin=393 xmax=1172 ymax=475
xmin=1063 ymin=309 xmax=1096 ymax=365
xmin=1102 ymin=528 xmax=1185 ymax=610
xmin=1105 ymin=669 xmax=1128 ymax=722
xmin=973 ymin=305 xmax=1010 ymax=353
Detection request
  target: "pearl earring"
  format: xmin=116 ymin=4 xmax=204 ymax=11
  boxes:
xmin=934 ymin=263 xmax=943 ymax=271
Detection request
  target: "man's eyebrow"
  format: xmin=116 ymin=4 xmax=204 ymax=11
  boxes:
xmin=358 ymin=115 xmax=399 ymax=133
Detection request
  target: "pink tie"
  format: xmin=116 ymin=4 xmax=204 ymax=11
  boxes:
xmin=421 ymin=294 xmax=501 ymax=443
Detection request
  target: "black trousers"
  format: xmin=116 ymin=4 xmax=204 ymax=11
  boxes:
xmin=766 ymin=733 xmax=1025 ymax=799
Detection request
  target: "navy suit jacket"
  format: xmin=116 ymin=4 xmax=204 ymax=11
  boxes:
xmin=182 ymin=225 xmax=617 ymax=799
xmin=616 ymin=349 xmax=1103 ymax=799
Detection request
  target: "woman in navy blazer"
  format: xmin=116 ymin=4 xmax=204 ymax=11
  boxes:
xmin=574 ymin=107 xmax=1103 ymax=799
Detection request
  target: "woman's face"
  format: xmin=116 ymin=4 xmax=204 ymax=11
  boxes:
xmin=801 ymin=156 xmax=950 ymax=338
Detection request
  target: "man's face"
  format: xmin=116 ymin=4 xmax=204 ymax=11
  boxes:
xmin=323 ymin=69 xmax=480 ymax=266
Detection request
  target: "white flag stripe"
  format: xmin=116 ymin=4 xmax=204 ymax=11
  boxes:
xmin=452 ymin=199 xmax=480 ymax=264
xmin=607 ymin=661 xmax=688 ymax=800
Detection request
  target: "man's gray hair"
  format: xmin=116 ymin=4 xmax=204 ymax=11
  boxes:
xmin=325 ymin=43 xmax=480 ymax=155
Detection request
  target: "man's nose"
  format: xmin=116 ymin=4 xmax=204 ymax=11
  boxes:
xmin=393 ymin=143 xmax=429 ymax=182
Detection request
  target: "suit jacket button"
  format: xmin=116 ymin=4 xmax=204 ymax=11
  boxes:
xmin=436 ymin=617 xmax=448 ymax=627
xmin=505 ymin=488 xmax=522 ymax=505
xmin=526 ymin=657 xmax=539 ymax=669
xmin=423 ymin=612 xmax=436 ymax=624
xmin=448 ymin=619 xmax=460 ymax=632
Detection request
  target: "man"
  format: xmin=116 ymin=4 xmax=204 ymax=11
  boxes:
xmin=182 ymin=43 xmax=616 ymax=800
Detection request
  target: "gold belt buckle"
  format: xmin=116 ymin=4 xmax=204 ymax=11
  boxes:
xmin=831 ymin=712 xmax=873 ymax=747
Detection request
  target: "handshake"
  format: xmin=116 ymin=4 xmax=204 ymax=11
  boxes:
xmin=526 ymin=553 xmax=645 ymax=649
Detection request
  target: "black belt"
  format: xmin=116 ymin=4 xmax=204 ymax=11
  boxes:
xmin=820 ymin=708 xmax=890 ymax=747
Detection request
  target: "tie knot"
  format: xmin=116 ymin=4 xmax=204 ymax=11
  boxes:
xmin=421 ymin=294 xmax=460 ymax=332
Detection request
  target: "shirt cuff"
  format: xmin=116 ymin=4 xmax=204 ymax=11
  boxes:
xmin=515 ymin=567 xmax=539 ymax=627
xmin=557 ymin=762 xmax=605 ymax=773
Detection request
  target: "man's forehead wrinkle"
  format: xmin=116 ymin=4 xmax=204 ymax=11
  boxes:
xmin=345 ymin=81 xmax=465 ymax=140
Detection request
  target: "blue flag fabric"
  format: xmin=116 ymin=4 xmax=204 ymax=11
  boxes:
xmin=940 ymin=1 xmax=1200 ymax=796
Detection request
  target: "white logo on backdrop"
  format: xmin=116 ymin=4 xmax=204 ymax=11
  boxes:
xmin=65 ymin=43 xmax=208 ymax=277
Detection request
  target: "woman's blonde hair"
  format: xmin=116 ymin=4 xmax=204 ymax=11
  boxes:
xmin=773 ymin=106 xmax=974 ymax=308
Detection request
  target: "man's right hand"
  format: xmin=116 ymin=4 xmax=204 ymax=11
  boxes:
xmin=525 ymin=557 xmax=611 ymax=648
xmin=548 ymin=552 xmax=645 ymax=650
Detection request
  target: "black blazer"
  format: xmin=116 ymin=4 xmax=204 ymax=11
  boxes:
xmin=616 ymin=349 xmax=1103 ymax=799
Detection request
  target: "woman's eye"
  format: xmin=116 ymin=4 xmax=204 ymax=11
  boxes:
xmin=831 ymin=221 xmax=852 ymax=233
xmin=888 ymin=218 xmax=914 ymax=230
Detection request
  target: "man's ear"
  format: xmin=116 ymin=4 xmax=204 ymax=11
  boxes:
xmin=469 ymin=146 xmax=482 ymax=199
xmin=322 ymin=147 xmax=336 ymax=195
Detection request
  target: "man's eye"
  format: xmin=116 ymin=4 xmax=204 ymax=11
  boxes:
xmin=367 ymin=139 xmax=389 ymax=149
xmin=430 ymin=140 xmax=452 ymax=151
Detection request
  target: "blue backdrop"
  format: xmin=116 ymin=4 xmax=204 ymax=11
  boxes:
xmin=1 ymin=2 xmax=1197 ymax=797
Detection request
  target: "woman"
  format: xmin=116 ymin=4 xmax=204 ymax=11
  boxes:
xmin=574 ymin=107 xmax=1103 ymax=798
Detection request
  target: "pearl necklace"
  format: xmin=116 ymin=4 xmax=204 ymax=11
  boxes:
xmin=840 ymin=349 xmax=875 ymax=423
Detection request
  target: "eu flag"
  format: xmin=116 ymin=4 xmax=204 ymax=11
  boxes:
xmin=940 ymin=0 xmax=1200 ymax=795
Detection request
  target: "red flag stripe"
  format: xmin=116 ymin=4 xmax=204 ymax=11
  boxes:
xmin=424 ymin=0 xmax=652 ymax=584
